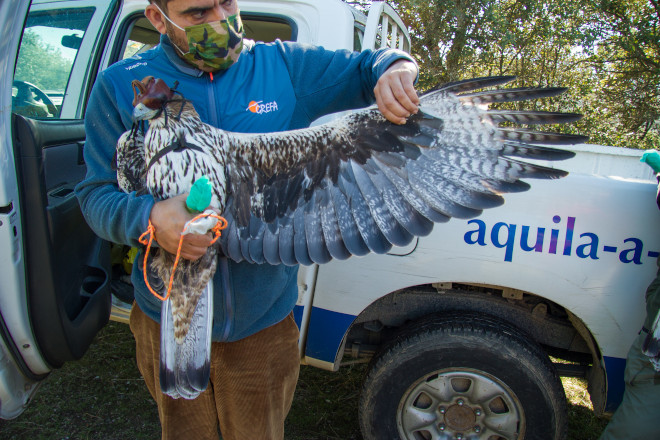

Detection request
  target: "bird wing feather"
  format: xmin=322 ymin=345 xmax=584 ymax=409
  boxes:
xmin=218 ymin=76 xmax=584 ymax=265
xmin=115 ymin=129 xmax=147 ymax=194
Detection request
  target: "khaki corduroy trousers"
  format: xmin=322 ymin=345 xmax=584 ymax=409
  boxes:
xmin=129 ymin=304 xmax=300 ymax=440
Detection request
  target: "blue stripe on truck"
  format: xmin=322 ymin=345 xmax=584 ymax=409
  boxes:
xmin=603 ymin=356 xmax=626 ymax=412
xmin=297 ymin=305 xmax=627 ymax=413
xmin=293 ymin=304 xmax=304 ymax=329
xmin=303 ymin=306 xmax=356 ymax=363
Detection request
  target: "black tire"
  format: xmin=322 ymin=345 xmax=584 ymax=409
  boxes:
xmin=359 ymin=313 xmax=567 ymax=440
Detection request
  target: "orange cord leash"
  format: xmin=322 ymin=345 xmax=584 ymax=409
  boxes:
xmin=138 ymin=212 xmax=228 ymax=301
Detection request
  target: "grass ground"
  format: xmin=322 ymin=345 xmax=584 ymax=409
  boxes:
xmin=0 ymin=321 xmax=609 ymax=439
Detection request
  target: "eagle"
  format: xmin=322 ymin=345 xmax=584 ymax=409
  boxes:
xmin=116 ymin=75 xmax=584 ymax=399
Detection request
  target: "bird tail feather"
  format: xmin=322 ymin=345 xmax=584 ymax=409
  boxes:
xmin=159 ymin=283 xmax=213 ymax=400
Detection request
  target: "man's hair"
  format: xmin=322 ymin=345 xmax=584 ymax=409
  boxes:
xmin=148 ymin=0 xmax=171 ymax=10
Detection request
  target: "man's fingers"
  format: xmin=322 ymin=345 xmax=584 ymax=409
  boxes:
xmin=185 ymin=232 xmax=214 ymax=248
xmin=150 ymin=193 xmax=217 ymax=257
xmin=376 ymin=81 xmax=417 ymax=124
xmin=179 ymin=234 xmax=214 ymax=260
xmin=390 ymin=75 xmax=419 ymax=114
xmin=375 ymin=85 xmax=409 ymax=124
xmin=374 ymin=60 xmax=419 ymax=124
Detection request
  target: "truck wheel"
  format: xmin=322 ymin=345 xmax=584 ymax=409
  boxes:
xmin=358 ymin=313 xmax=567 ymax=440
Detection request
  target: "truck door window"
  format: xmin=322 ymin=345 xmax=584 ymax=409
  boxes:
xmin=13 ymin=8 xmax=95 ymax=119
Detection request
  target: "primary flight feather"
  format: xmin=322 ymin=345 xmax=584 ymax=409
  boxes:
xmin=116 ymin=75 xmax=584 ymax=398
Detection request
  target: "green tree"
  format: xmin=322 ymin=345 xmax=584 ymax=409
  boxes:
xmin=390 ymin=0 xmax=598 ymax=85
xmin=589 ymin=0 xmax=660 ymax=148
xmin=390 ymin=0 xmax=599 ymax=139
xmin=14 ymin=30 xmax=73 ymax=92
xmin=354 ymin=0 xmax=658 ymax=148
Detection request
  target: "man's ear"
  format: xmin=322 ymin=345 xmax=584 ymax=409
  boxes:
xmin=145 ymin=4 xmax=168 ymax=35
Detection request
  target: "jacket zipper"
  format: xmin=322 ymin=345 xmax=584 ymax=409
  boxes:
xmin=219 ymin=257 xmax=233 ymax=341
xmin=207 ymin=74 xmax=231 ymax=341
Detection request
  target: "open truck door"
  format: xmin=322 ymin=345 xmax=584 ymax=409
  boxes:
xmin=0 ymin=0 xmax=119 ymax=419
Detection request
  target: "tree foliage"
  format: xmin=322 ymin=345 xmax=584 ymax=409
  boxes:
xmin=590 ymin=0 xmax=660 ymax=148
xmin=14 ymin=30 xmax=73 ymax=92
xmin=350 ymin=0 xmax=659 ymax=149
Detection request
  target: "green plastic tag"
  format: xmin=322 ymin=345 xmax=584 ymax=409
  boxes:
xmin=641 ymin=150 xmax=660 ymax=173
xmin=186 ymin=176 xmax=213 ymax=213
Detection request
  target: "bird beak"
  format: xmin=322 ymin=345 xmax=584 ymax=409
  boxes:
xmin=133 ymin=102 xmax=159 ymax=121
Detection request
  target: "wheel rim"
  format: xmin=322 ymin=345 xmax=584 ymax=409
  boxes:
xmin=396 ymin=368 xmax=524 ymax=440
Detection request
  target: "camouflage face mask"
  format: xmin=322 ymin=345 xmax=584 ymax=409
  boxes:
xmin=156 ymin=5 xmax=244 ymax=72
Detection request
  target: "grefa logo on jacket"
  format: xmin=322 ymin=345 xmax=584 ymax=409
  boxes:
xmin=246 ymin=99 xmax=279 ymax=115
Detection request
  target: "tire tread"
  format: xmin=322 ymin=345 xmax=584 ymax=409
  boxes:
xmin=359 ymin=312 xmax=567 ymax=440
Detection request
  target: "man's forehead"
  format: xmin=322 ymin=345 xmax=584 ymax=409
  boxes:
xmin=168 ymin=0 xmax=234 ymax=13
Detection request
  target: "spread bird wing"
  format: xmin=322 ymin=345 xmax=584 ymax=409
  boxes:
xmin=218 ymin=76 xmax=585 ymax=265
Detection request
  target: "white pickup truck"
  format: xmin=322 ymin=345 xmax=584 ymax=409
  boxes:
xmin=1 ymin=0 xmax=658 ymax=439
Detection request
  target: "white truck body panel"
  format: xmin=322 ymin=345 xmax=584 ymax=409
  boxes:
xmin=296 ymin=142 xmax=659 ymax=412
xmin=304 ymin=173 xmax=658 ymax=355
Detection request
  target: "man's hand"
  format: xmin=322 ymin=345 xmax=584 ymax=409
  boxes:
xmin=149 ymin=193 xmax=214 ymax=260
xmin=374 ymin=59 xmax=419 ymax=125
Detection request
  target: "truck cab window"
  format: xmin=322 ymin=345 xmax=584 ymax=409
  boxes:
xmin=121 ymin=17 xmax=160 ymax=60
xmin=118 ymin=13 xmax=296 ymax=63
xmin=12 ymin=7 xmax=94 ymax=119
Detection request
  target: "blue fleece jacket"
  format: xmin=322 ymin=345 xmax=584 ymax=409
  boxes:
xmin=75 ymin=35 xmax=414 ymax=342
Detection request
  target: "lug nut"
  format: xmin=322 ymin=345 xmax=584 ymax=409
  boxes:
xmin=457 ymin=399 xmax=464 ymax=406
xmin=474 ymin=426 xmax=481 ymax=433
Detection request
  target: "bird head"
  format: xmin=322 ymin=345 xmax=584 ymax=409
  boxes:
xmin=131 ymin=76 xmax=177 ymax=121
